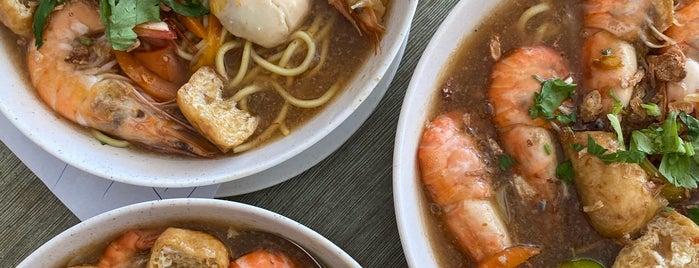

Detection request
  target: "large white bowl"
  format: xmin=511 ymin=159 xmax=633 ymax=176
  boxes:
xmin=393 ymin=0 xmax=504 ymax=266
xmin=17 ymin=198 xmax=360 ymax=267
xmin=0 ymin=1 xmax=417 ymax=188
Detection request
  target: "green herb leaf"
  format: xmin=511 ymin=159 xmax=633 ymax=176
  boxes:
xmin=609 ymin=90 xmax=623 ymax=115
xmin=103 ymin=0 xmax=162 ymax=51
xmin=586 ymin=135 xmax=644 ymax=164
xmin=528 ymin=78 xmax=576 ymax=122
xmin=499 ymin=154 xmax=516 ymax=171
xmin=659 ymin=153 xmax=699 ymax=188
xmin=608 ymin=114 xmax=624 ymax=149
xmin=556 ymin=160 xmax=574 ymax=183
xmin=641 ymin=103 xmax=661 ymax=116
xmin=33 ymin=0 xmax=62 ymax=48
xmin=162 ymin=0 xmax=209 ymax=16
xmin=688 ymin=208 xmax=699 ymax=226
xmin=544 ymin=144 xmax=552 ymax=155
xmin=570 ymin=143 xmax=584 ymax=152
xmin=680 ymin=112 xmax=699 ymax=142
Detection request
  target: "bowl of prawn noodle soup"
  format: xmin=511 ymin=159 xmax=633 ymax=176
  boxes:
xmin=0 ymin=0 xmax=416 ymax=187
xmin=18 ymin=198 xmax=360 ymax=267
xmin=395 ymin=0 xmax=535 ymax=266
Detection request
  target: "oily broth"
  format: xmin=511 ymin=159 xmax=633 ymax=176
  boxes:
xmin=234 ymin=1 xmax=375 ymax=141
xmin=423 ymin=1 xmax=621 ymax=267
xmin=3 ymin=1 xmax=380 ymax=156
xmin=64 ymin=221 xmax=320 ymax=267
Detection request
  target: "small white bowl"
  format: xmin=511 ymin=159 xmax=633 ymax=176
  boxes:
xmin=0 ymin=1 xmax=417 ymax=188
xmin=17 ymin=198 xmax=360 ymax=267
xmin=393 ymin=0 xmax=504 ymax=266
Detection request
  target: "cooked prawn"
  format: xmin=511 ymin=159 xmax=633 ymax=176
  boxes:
xmin=97 ymin=229 xmax=162 ymax=268
xmin=488 ymin=46 xmax=569 ymax=204
xmin=664 ymin=1 xmax=699 ymax=107
xmin=583 ymin=0 xmax=652 ymax=41
xmin=418 ymin=111 xmax=539 ymax=266
xmin=578 ymin=0 xmax=655 ymax=121
xmin=230 ymin=249 xmax=298 ymax=268
xmin=328 ymin=0 xmax=385 ymax=49
xmin=26 ymin=0 xmax=218 ymax=157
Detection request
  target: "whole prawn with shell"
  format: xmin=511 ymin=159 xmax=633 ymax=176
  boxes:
xmin=0 ymin=0 xmax=388 ymax=157
xmin=25 ymin=0 xmax=219 ymax=157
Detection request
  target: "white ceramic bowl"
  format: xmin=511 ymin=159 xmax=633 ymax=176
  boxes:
xmin=17 ymin=198 xmax=360 ymax=267
xmin=393 ymin=0 xmax=504 ymax=266
xmin=0 ymin=1 xmax=417 ymax=188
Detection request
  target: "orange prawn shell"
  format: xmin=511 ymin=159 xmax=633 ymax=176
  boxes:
xmin=582 ymin=0 xmax=652 ymax=41
xmin=488 ymin=46 xmax=571 ymax=130
xmin=417 ymin=112 xmax=492 ymax=207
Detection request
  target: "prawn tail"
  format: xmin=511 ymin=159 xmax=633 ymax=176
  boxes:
xmin=477 ymin=245 xmax=541 ymax=268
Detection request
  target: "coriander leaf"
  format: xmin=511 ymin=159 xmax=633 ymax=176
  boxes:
xmin=659 ymin=153 xmax=699 ymax=188
xmin=662 ymin=112 xmax=681 ymax=152
xmin=104 ymin=0 xmax=162 ymax=51
xmin=586 ymin=135 xmax=608 ymax=156
xmin=556 ymin=160 xmax=574 ymax=183
xmin=609 ymin=90 xmax=623 ymax=115
xmin=607 ymin=114 xmax=624 ymax=149
xmin=688 ymin=208 xmax=699 ymax=226
xmin=528 ymin=78 xmax=576 ymax=122
xmin=586 ymin=134 xmax=644 ymax=164
xmin=631 ymin=129 xmax=659 ymax=154
xmin=556 ymin=112 xmax=577 ymax=125
xmin=499 ymin=155 xmax=516 ymax=171
xmin=570 ymin=143 xmax=583 ymax=152
xmin=641 ymin=103 xmax=661 ymax=116
xmin=680 ymin=112 xmax=699 ymax=142
xmin=33 ymin=0 xmax=61 ymax=48
xmin=162 ymin=0 xmax=209 ymax=16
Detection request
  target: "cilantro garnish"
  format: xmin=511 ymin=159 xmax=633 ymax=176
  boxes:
xmin=570 ymin=143 xmax=583 ymax=152
xmin=499 ymin=154 xmax=516 ymax=171
xmin=34 ymin=0 xmax=209 ymax=50
xmin=641 ymin=103 xmax=661 ymax=116
xmin=33 ymin=0 xmax=63 ymax=48
xmin=609 ymin=90 xmax=623 ymax=115
xmin=627 ymin=112 xmax=699 ymax=188
xmin=528 ymin=77 xmax=576 ymax=124
xmin=586 ymin=135 xmax=645 ymax=164
xmin=608 ymin=114 xmax=624 ymax=148
xmin=687 ymin=208 xmax=699 ymax=225
xmin=556 ymin=160 xmax=574 ymax=183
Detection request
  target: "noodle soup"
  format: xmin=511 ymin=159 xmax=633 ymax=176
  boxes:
xmin=1 ymin=0 xmax=387 ymax=157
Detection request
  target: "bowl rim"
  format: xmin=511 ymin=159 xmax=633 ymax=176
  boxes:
xmin=0 ymin=0 xmax=418 ymax=188
xmin=17 ymin=198 xmax=361 ymax=267
xmin=392 ymin=0 xmax=504 ymax=266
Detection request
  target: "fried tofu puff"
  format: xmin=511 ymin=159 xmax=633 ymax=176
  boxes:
xmin=146 ymin=227 xmax=230 ymax=268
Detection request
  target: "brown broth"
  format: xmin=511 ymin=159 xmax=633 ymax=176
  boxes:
xmin=64 ymin=221 xmax=320 ymax=267
xmin=3 ymin=1 xmax=382 ymax=156
xmin=423 ymin=1 xmax=622 ymax=267
xmin=225 ymin=1 xmax=376 ymax=144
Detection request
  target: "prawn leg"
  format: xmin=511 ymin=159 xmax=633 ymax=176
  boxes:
xmin=328 ymin=0 xmax=386 ymax=49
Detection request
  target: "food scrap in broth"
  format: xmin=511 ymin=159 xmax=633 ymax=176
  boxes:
xmin=0 ymin=0 xmax=388 ymax=157
xmin=418 ymin=0 xmax=699 ymax=267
